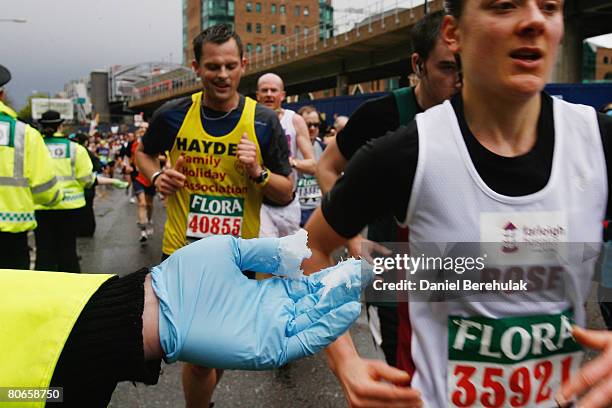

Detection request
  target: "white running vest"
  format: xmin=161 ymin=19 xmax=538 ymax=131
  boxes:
xmin=280 ymin=109 xmax=298 ymax=186
xmin=402 ymin=98 xmax=607 ymax=407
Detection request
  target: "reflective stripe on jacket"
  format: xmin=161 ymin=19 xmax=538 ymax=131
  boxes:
xmin=0 ymin=102 xmax=61 ymax=232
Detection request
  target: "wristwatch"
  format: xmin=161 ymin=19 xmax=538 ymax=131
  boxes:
xmin=251 ymin=167 xmax=270 ymax=186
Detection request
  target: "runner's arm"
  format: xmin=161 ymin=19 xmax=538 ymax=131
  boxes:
xmin=262 ymin=173 xmax=293 ymax=204
xmin=303 ymin=207 xmax=359 ymax=374
xmin=136 ymin=100 xmax=189 ymax=195
xmin=291 ymin=113 xmax=316 ymax=175
xmin=135 ymin=145 xmax=185 ymax=196
xmin=316 ymin=137 xmax=347 ymax=194
xmin=257 ymin=107 xmax=295 ymax=205
xmin=304 ymin=124 xmax=420 ymax=406
xmin=134 ymin=145 xmax=161 ymax=182
xmin=237 ymin=133 xmax=294 ymax=205
xmin=304 ymin=208 xmax=421 ymax=407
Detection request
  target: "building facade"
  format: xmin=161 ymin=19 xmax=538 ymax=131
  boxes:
xmin=183 ymin=0 xmax=333 ymax=64
xmin=595 ymin=47 xmax=612 ymax=81
xmin=64 ymin=79 xmax=93 ymax=123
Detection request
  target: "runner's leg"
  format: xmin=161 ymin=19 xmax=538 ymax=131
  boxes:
xmin=182 ymin=364 xmax=224 ymax=408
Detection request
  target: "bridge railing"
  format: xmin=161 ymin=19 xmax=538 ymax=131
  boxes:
xmin=246 ymin=0 xmax=422 ymax=70
xmin=130 ymin=0 xmax=434 ymax=103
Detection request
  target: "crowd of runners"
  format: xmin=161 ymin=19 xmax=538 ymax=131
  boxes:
xmin=2 ymin=0 xmax=612 ymax=407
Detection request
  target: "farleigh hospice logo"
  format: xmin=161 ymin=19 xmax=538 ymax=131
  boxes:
xmin=500 ymin=218 xmax=567 ymax=254
xmin=502 ymin=221 xmax=518 ymax=253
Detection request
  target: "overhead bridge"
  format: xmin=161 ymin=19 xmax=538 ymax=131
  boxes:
xmin=128 ymin=0 xmax=612 ymax=115
xmin=129 ymin=0 xmax=444 ymax=113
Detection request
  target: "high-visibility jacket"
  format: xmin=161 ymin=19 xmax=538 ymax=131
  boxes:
xmin=0 ymin=269 xmax=113 ymax=407
xmin=36 ymin=132 xmax=95 ymax=210
xmin=0 ymin=101 xmax=61 ymax=232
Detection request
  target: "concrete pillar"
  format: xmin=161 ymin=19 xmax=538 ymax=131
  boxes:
xmin=336 ymin=74 xmax=349 ymax=96
xmin=551 ymin=17 xmax=582 ymax=83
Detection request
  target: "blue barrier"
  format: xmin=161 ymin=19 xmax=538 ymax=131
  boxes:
xmin=284 ymin=83 xmax=612 ymax=125
xmin=545 ymin=83 xmax=612 ymax=110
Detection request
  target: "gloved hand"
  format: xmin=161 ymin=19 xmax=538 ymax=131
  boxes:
xmin=111 ymin=179 xmax=129 ymax=189
xmin=151 ymin=234 xmax=365 ymax=370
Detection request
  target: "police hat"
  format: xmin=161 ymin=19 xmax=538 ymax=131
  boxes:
xmin=39 ymin=110 xmax=64 ymax=125
xmin=0 ymin=64 xmax=11 ymax=88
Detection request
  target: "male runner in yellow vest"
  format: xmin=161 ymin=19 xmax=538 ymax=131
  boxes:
xmin=136 ymin=24 xmax=293 ymax=407
xmin=0 ymin=64 xmax=61 ymax=269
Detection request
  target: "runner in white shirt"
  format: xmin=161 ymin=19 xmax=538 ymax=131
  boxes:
xmin=304 ymin=1 xmax=612 ymax=407
xmin=256 ymin=73 xmax=316 ymax=237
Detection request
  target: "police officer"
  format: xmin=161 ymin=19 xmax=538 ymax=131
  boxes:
xmin=0 ymin=64 xmax=61 ymax=269
xmin=0 ymin=233 xmax=364 ymax=406
xmin=34 ymin=110 xmax=94 ymax=272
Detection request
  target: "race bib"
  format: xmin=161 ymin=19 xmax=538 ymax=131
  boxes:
xmin=448 ymin=311 xmax=582 ymax=407
xmin=186 ymin=194 xmax=244 ymax=239
xmin=0 ymin=122 xmax=9 ymax=146
xmin=46 ymin=143 xmax=68 ymax=159
xmin=297 ymin=175 xmax=321 ymax=205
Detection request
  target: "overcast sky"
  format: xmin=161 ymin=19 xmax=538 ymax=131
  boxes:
xmin=2 ymin=0 xmax=610 ymax=110
xmin=1 ymin=0 xmax=409 ymax=109
xmin=2 ymin=0 xmax=182 ymax=109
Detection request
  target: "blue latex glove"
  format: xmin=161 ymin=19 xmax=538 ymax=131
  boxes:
xmin=151 ymin=235 xmax=365 ymax=370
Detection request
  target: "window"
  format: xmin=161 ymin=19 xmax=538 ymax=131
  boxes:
xmin=605 ymin=56 xmax=610 ymax=64
xmin=246 ymin=43 xmax=253 ymax=53
xmin=280 ymin=25 xmax=286 ymax=35
xmin=256 ymin=23 xmax=261 ymax=33
xmin=246 ymin=22 xmax=252 ymax=32
xmin=256 ymin=2 xmax=261 ymax=12
xmin=271 ymin=24 xmax=276 ymax=34
xmin=303 ymin=6 xmax=309 ymax=16
xmin=294 ymin=5 xmax=300 ymax=16
xmin=294 ymin=25 xmax=300 ymax=35
xmin=203 ymin=0 xmax=234 ymax=20
xmin=304 ymin=27 xmax=309 ymax=38
xmin=280 ymin=45 xmax=287 ymax=54
xmin=271 ymin=3 xmax=276 ymax=14
xmin=246 ymin=1 xmax=252 ymax=11
xmin=271 ymin=44 xmax=277 ymax=55
xmin=256 ymin=43 xmax=262 ymax=54
xmin=280 ymin=4 xmax=286 ymax=14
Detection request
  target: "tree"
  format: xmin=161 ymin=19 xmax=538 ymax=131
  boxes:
xmin=18 ymin=92 xmax=49 ymax=122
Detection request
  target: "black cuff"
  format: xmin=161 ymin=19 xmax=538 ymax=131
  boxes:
xmin=48 ymin=269 xmax=161 ymax=407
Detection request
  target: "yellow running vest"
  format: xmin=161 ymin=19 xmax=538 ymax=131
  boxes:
xmin=163 ymin=93 xmax=264 ymax=255
xmin=0 ymin=270 xmax=113 ymax=407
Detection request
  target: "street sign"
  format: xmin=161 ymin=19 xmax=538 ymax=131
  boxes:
xmin=31 ymin=98 xmax=74 ymax=121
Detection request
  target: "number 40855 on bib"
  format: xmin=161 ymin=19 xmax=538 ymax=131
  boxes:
xmin=186 ymin=194 xmax=244 ymax=238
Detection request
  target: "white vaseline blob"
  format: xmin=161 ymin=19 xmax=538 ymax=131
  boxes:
xmin=320 ymin=259 xmax=359 ymax=298
xmin=276 ymin=228 xmax=312 ymax=280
